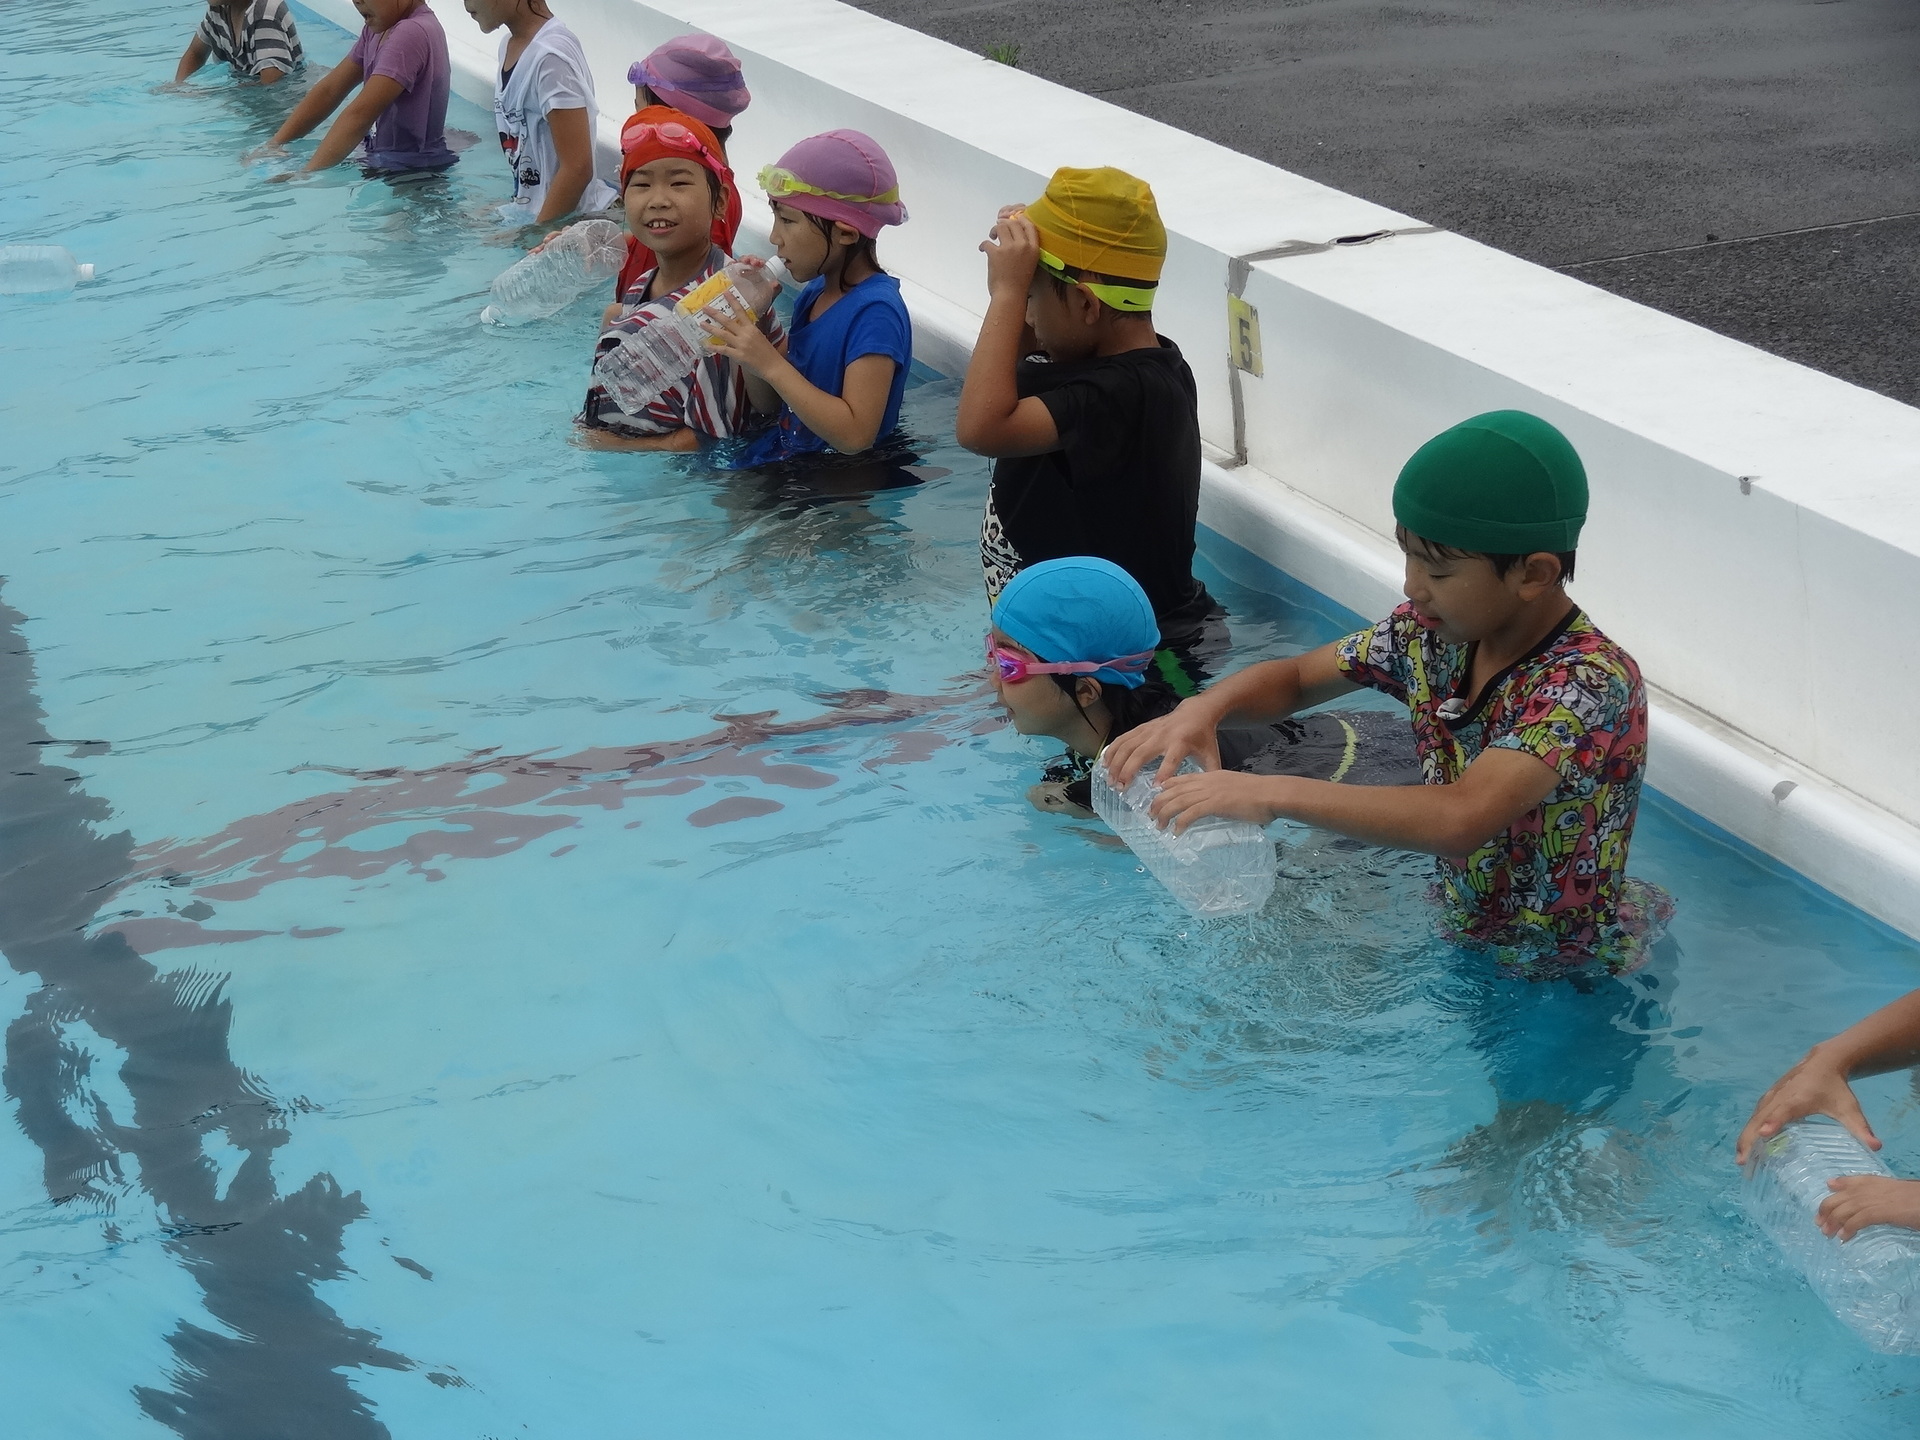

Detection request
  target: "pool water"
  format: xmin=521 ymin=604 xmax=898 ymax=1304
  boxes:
xmin=5 ymin=2 xmax=1920 ymax=1435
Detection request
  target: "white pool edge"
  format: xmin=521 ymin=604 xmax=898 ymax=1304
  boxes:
xmin=297 ymin=0 xmax=1920 ymax=944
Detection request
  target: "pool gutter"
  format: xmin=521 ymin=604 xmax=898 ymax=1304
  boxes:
xmin=299 ymin=0 xmax=1920 ymax=943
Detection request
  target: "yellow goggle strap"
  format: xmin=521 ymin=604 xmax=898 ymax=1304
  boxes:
xmin=1037 ymin=247 xmax=1157 ymax=313
xmin=757 ymin=164 xmax=901 ymax=206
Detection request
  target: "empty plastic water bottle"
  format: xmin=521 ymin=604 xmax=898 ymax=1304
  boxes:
xmin=0 ymin=245 xmax=96 ymax=295
xmin=1090 ymin=754 xmax=1277 ymax=917
xmin=593 ymin=258 xmax=783 ymax=416
xmin=1743 ymin=1119 xmax=1920 ymax=1353
xmin=480 ymin=218 xmax=627 ymax=326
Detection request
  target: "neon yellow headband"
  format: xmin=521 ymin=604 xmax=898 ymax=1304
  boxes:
xmin=757 ymin=164 xmax=901 ymax=206
xmin=1037 ymin=247 xmax=1157 ymax=313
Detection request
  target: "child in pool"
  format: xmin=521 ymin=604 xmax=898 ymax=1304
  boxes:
xmin=578 ymin=109 xmax=782 ymax=452
xmin=991 ymin=558 xmax=1418 ymax=817
xmin=1738 ymin=989 xmax=1920 ymax=1239
xmin=261 ymin=0 xmax=455 ymax=177
xmin=703 ymin=131 xmax=914 ymax=467
xmin=175 ymin=0 xmax=303 ymax=85
xmin=464 ymin=0 xmax=617 ymax=227
xmin=1104 ymin=411 xmax=1670 ymax=975
xmin=614 ymin=35 xmax=749 ymax=300
xmin=957 ymin=166 xmax=1219 ymax=664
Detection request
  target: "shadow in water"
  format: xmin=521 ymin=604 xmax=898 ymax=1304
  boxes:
xmin=0 ymin=589 xmax=411 ymax=1438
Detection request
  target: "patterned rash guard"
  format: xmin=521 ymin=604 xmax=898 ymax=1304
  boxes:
xmin=1335 ymin=602 xmax=1671 ymax=974
xmin=579 ymin=246 xmax=784 ymax=441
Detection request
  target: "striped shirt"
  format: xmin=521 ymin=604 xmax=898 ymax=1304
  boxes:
xmin=580 ymin=246 xmax=784 ymax=441
xmin=196 ymin=0 xmax=304 ymax=79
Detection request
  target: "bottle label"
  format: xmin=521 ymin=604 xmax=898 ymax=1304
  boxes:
xmin=675 ymin=272 xmax=756 ymax=329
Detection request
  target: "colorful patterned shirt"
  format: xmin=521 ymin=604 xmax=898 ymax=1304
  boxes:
xmin=1335 ymin=602 xmax=1669 ymax=973
xmin=579 ymin=246 xmax=784 ymax=441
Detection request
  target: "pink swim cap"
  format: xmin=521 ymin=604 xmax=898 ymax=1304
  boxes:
xmin=627 ymin=34 xmax=750 ymax=130
xmin=758 ymin=130 xmax=907 ymax=239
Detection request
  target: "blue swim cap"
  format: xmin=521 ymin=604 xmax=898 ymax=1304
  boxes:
xmin=991 ymin=557 xmax=1160 ymax=689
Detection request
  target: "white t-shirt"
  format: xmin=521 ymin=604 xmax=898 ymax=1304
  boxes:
xmin=493 ymin=20 xmax=617 ymax=223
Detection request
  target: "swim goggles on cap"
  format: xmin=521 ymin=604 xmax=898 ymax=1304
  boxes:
xmin=986 ymin=635 xmax=1154 ymax=684
xmin=620 ymin=119 xmax=724 ymax=172
xmin=757 ymin=164 xmax=901 ymax=207
xmin=627 ymin=60 xmax=744 ymax=94
xmin=1036 ymin=247 xmax=1157 ymax=313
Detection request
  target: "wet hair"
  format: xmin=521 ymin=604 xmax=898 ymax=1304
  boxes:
xmin=1049 ymin=670 xmax=1179 ymax=742
xmin=805 ymin=212 xmax=884 ymax=278
xmin=1395 ymin=525 xmax=1577 ymax=584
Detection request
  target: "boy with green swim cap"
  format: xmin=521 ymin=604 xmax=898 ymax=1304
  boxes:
xmin=1106 ymin=411 xmax=1670 ymax=974
xmin=957 ymin=166 xmax=1219 ymax=662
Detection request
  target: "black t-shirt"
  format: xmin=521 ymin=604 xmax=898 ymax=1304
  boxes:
xmin=982 ymin=338 xmax=1211 ymax=632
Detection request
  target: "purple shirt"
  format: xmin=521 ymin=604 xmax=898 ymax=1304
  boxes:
xmin=346 ymin=4 xmax=456 ymax=172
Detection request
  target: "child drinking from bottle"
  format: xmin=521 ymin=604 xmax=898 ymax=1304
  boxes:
xmin=578 ymin=109 xmax=781 ymax=451
xmin=704 ymin=131 xmax=913 ymax=467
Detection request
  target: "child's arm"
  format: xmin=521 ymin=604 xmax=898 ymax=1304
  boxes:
xmin=175 ymin=35 xmax=212 ymax=82
xmin=1147 ymin=748 xmax=1560 ymax=858
xmin=707 ymin=314 xmax=896 ymax=454
xmin=267 ymin=58 xmax=365 ymax=149
xmin=1735 ymin=989 xmax=1920 ymax=1165
xmin=536 ymin=107 xmax=598 ymax=224
xmin=576 ymin=426 xmax=700 ymax=453
xmin=1105 ymin=644 xmax=1360 ymax=787
xmin=954 ymin=211 xmax=1059 ymax=458
xmin=299 ymin=73 xmax=406 ymax=172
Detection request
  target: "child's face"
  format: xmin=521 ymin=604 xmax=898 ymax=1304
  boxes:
xmin=623 ymin=158 xmax=720 ymax=263
xmin=989 ymin=632 xmax=1098 ymax=747
xmin=1024 ymin=275 xmax=1098 ymax=363
xmin=352 ymin=0 xmax=414 ymax=31
xmin=768 ymin=202 xmax=843 ymax=284
xmin=1400 ymin=540 xmax=1541 ymax=644
xmin=462 ymin=0 xmax=513 ymax=34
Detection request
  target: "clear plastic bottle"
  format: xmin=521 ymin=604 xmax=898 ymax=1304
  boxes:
xmin=1090 ymin=755 xmax=1276 ymax=917
xmin=592 ymin=259 xmax=783 ymax=417
xmin=0 ymin=245 xmax=96 ymax=295
xmin=480 ymin=218 xmax=628 ymax=326
xmin=1743 ymin=1119 xmax=1920 ymax=1353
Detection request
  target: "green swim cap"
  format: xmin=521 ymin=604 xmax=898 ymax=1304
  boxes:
xmin=1392 ymin=410 xmax=1588 ymax=555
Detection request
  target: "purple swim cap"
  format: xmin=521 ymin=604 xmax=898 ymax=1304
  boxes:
xmin=758 ymin=130 xmax=907 ymax=239
xmin=627 ymin=34 xmax=750 ymax=130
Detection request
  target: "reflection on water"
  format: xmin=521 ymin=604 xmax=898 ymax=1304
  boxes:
xmin=0 ymin=592 xmax=412 ymax=1438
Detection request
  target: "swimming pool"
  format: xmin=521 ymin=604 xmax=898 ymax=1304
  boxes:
xmin=5 ymin=1 xmax=1920 ymax=1434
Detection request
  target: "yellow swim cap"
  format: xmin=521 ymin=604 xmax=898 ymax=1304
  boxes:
xmin=1023 ymin=166 xmax=1166 ymax=284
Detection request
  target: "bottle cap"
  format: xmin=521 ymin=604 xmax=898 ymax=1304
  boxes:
xmin=77 ymin=263 xmax=95 ymax=282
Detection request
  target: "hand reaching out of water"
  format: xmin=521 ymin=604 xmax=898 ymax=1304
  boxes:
xmin=1102 ymin=699 xmax=1224 ymax=789
xmin=1736 ymin=1046 xmax=1878 ymax=1166
xmin=1818 ymin=1175 xmax=1920 ymax=1241
xmin=980 ymin=210 xmax=1041 ymax=304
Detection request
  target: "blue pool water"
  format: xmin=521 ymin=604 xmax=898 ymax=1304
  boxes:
xmin=6 ymin=2 xmax=1920 ymax=1435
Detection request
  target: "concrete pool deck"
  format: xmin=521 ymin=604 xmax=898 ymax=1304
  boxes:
xmin=846 ymin=0 xmax=1920 ymax=410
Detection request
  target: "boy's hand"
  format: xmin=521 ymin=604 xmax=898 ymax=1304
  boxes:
xmin=241 ymin=141 xmax=288 ymax=165
xmin=1817 ymin=1175 xmax=1920 ymax=1241
xmin=980 ymin=210 xmax=1041 ymax=303
xmin=1103 ymin=700 xmax=1223 ymax=789
xmin=704 ymin=305 xmax=785 ymax=379
xmin=1736 ymin=1045 xmax=1878 ymax=1167
xmin=1148 ymin=770 xmax=1283 ymax=834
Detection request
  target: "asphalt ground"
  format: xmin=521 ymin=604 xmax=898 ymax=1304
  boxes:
xmin=847 ymin=0 xmax=1920 ymax=408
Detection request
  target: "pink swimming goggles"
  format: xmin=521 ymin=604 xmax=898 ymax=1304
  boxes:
xmin=985 ymin=634 xmax=1154 ymax=684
